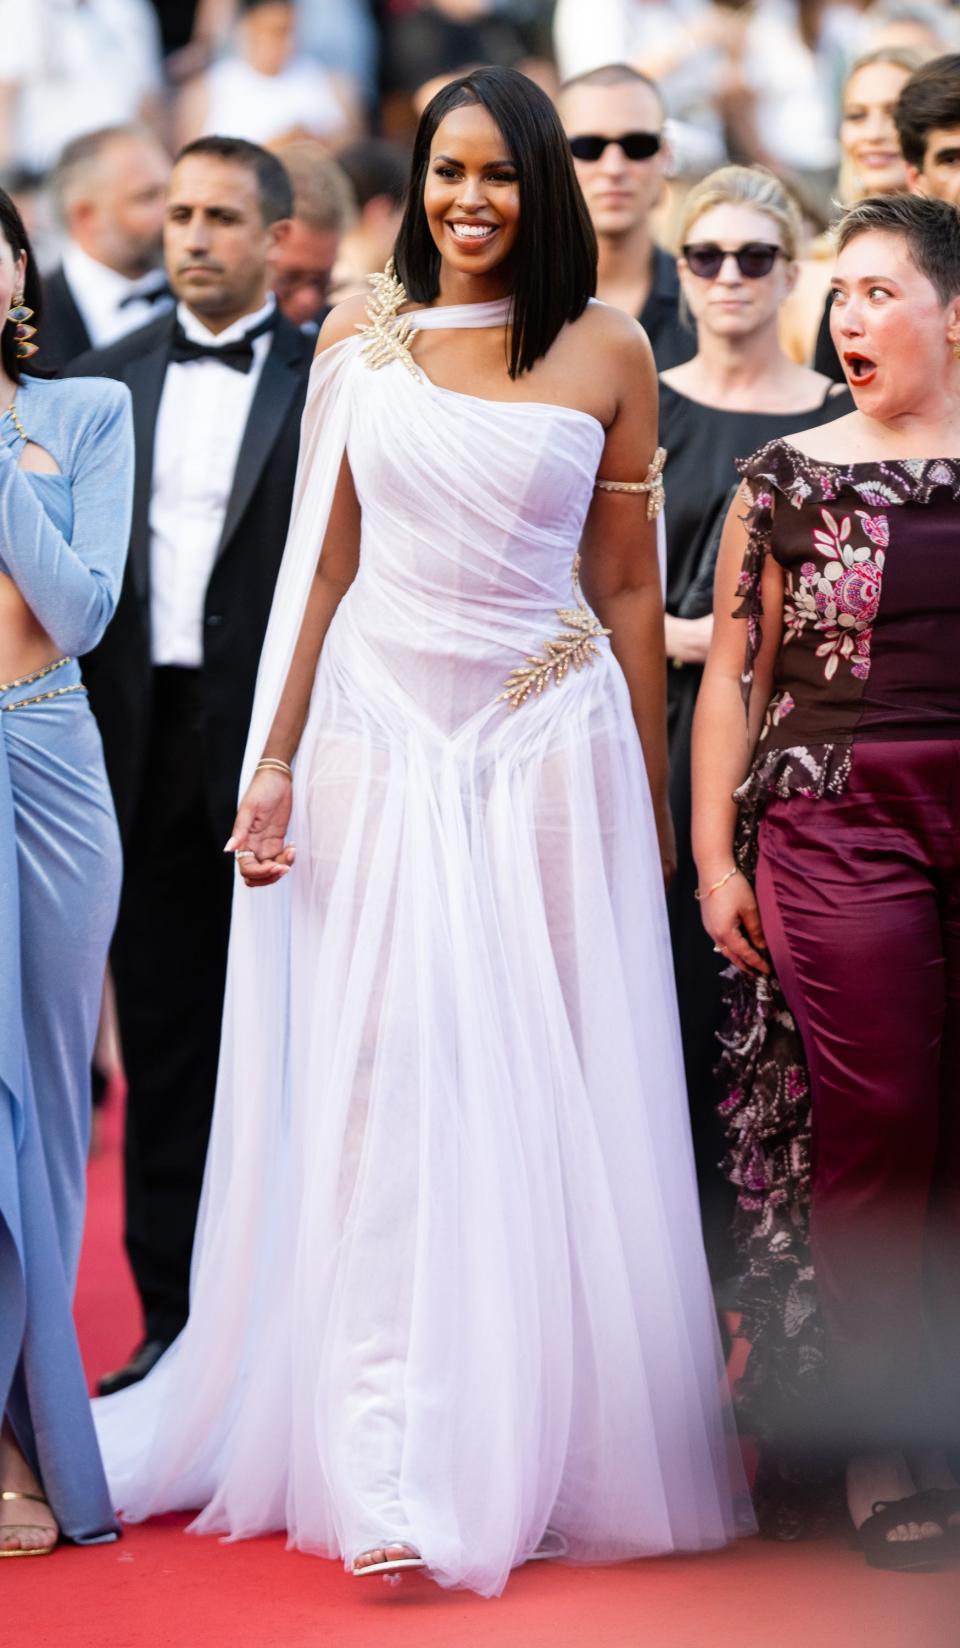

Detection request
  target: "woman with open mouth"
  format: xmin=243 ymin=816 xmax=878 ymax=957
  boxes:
xmin=92 ymin=65 xmax=751 ymax=1594
xmin=693 ymin=191 xmax=960 ymax=1569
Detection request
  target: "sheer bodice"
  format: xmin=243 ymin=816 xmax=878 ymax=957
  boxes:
xmin=328 ymin=298 xmax=611 ymax=739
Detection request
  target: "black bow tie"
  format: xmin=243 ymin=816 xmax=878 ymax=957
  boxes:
xmin=169 ymin=311 xmax=276 ymax=374
xmin=118 ymin=280 xmax=172 ymax=310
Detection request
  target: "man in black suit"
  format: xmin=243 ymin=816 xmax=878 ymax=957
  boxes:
xmin=70 ymin=136 xmax=314 ymax=1392
xmin=43 ymin=124 xmax=173 ymax=372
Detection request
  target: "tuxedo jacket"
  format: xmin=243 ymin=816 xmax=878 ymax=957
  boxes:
xmin=41 ymin=265 xmax=94 ymax=373
xmin=68 ymin=309 xmax=314 ymax=845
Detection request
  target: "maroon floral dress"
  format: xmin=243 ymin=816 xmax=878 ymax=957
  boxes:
xmin=719 ymin=440 xmax=960 ymax=1535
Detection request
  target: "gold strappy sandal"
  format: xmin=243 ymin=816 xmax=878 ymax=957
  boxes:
xmin=0 ymin=1489 xmax=58 ymax=1557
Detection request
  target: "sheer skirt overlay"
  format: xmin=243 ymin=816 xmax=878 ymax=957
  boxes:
xmin=94 ymin=337 xmax=750 ymax=1594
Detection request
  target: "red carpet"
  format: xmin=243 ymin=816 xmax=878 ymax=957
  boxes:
xmin=6 ymin=1090 xmax=959 ymax=1647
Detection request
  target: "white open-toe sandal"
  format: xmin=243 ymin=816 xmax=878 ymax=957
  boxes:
xmin=352 ymin=1545 xmax=426 ymax=1579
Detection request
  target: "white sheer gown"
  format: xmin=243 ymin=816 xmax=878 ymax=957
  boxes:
xmin=94 ymin=290 xmax=752 ymax=1595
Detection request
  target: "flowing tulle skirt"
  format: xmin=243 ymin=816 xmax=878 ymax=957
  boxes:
xmin=95 ymin=615 xmax=750 ymax=1593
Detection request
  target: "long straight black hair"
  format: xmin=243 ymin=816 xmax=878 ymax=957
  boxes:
xmin=394 ymin=66 xmax=597 ymax=379
xmin=0 ymin=189 xmax=42 ymax=383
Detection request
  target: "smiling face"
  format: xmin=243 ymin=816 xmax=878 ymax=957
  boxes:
xmin=677 ymin=201 xmax=795 ymax=344
xmin=422 ymin=102 xmax=520 ymax=282
xmin=909 ymin=124 xmax=960 ymax=204
xmin=840 ymin=61 xmax=913 ymax=198
xmin=830 ymin=228 xmax=960 ymax=417
xmin=559 ymin=79 xmax=666 ymax=240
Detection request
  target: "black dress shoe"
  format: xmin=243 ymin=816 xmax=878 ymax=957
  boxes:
xmin=97 ymin=1339 xmax=170 ymax=1397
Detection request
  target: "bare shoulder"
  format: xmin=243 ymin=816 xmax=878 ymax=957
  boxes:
xmin=574 ymin=299 xmax=653 ymax=359
xmin=316 ymin=291 xmax=371 ymax=354
xmin=782 ymin=409 xmax=860 ymax=458
xmin=572 ymin=300 xmax=656 ymax=399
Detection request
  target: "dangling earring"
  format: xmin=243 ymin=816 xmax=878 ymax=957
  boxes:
xmin=6 ymin=294 xmax=38 ymax=359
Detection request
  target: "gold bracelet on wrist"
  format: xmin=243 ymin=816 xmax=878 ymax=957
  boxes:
xmin=694 ymin=865 xmax=738 ymax=902
xmin=255 ymin=757 xmax=293 ymax=780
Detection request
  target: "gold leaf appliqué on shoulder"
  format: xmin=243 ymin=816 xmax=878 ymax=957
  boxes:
xmin=499 ymin=554 xmax=612 ymax=712
xmin=356 ymin=258 xmax=422 ymax=381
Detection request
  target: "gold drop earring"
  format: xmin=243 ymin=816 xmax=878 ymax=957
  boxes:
xmin=6 ymin=293 xmax=38 ymax=359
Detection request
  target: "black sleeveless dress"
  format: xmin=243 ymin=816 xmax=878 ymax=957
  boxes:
xmin=658 ymin=377 xmax=852 ymax=1281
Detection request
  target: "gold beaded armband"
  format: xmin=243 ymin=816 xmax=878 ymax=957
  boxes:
xmin=595 ymin=445 xmax=667 ymax=520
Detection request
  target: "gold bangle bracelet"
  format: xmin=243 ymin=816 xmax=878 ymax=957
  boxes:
xmin=693 ymin=865 xmax=738 ymax=902
xmin=256 ymin=757 xmax=293 ymax=779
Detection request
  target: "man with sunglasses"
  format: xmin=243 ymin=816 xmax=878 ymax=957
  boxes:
xmin=557 ymin=63 xmax=695 ymax=370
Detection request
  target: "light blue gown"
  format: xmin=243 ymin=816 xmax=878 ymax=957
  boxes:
xmin=0 ymin=374 xmax=132 ymax=1542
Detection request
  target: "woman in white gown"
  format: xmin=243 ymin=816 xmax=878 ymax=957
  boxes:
xmin=94 ymin=67 xmax=752 ymax=1594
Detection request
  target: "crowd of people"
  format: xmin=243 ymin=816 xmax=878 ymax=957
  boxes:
xmin=1 ymin=0 xmax=959 ymax=1599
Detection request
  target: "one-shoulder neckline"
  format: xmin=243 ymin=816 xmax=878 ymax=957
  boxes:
xmin=358 ymin=274 xmax=605 ymax=433
xmin=417 ymin=364 xmax=605 ymax=436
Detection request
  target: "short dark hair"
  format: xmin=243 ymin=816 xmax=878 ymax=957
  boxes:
xmin=0 ymin=189 xmax=42 ymax=383
xmin=175 ymin=135 xmax=293 ymax=224
xmin=836 ymin=192 xmax=960 ymax=303
xmin=558 ymin=61 xmax=665 ymax=117
xmin=336 ymin=138 xmax=410 ymax=210
xmin=895 ymin=53 xmax=960 ymax=169
xmin=393 ymin=66 xmax=596 ymax=379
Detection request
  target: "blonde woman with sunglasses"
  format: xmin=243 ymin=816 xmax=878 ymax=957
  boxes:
xmin=658 ymin=165 xmax=850 ymax=1286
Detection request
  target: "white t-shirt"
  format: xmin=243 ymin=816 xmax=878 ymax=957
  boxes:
xmin=740 ymin=0 xmax=860 ymax=173
xmin=0 ymin=0 xmax=162 ymax=174
xmin=202 ymin=55 xmax=347 ymax=147
xmin=150 ymin=297 xmax=276 ymax=669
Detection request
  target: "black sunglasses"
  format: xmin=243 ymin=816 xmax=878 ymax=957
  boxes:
xmin=568 ymin=132 xmax=662 ymax=162
xmin=682 ymin=242 xmax=784 ymax=280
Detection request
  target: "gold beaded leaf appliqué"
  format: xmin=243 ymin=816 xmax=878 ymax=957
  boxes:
xmin=499 ymin=555 xmax=612 ymax=712
xmin=356 ymin=259 xmax=422 ymax=382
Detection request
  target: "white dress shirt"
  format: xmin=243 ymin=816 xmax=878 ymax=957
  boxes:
xmin=149 ymin=296 xmax=276 ymax=669
xmin=62 ymin=242 xmax=172 ymax=350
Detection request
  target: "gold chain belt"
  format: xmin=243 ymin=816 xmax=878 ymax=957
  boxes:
xmin=0 ymin=656 xmax=83 ymax=712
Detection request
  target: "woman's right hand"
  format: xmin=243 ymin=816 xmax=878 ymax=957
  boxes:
xmin=224 ymin=769 xmax=295 ymax=889
xmin=699 ymin=869 xmax=769 ymax=975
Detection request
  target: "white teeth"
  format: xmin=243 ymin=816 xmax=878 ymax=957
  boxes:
xmin=450 ymin=223 xmax=495 ymax=239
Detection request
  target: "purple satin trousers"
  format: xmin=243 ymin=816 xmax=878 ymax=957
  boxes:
xmin=756 ymin=740 xmax=960 ymax=1452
